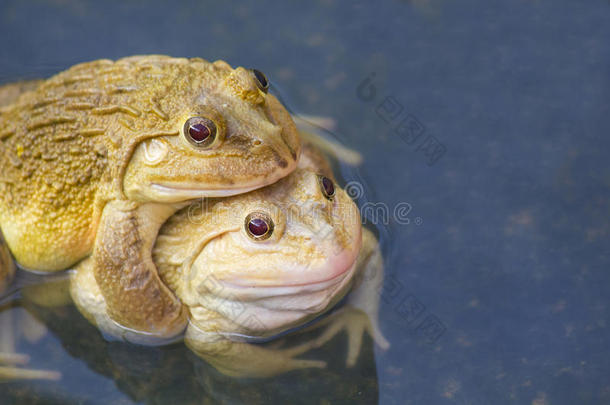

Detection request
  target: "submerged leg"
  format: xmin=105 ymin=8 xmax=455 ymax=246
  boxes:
xmin=0 ymin=365 xmax=61 ymax=381
xmin=185 ymin=326 xmax=326 ymax=378
xmin=0 ymin=309 xmax=61 ymax=382
xmin=0 ymin=239 xmax=62 ymax=381
xmin=294 ymin=115 xmax=364 ymax=166
xmin=0 ymin=309 xmax=16 ymax=356
xmin=92 ymin=200 xmax=187 ymax=339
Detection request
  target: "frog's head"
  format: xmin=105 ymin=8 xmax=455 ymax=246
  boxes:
xmin=123 ymin=60 xmax=300 ymax=201
xmin=157 ymin=168 xmax=361 ymax=338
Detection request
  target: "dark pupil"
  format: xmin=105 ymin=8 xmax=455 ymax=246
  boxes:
xmin=321 ymin=176 xmax=335 ymax=197
xmin=252 ymin=69 xmax=269 ymax=90
xmin=189 ymin=122 xmax=211 ymax=142
xmin=248 ymin=218 xmax=269 ymax=236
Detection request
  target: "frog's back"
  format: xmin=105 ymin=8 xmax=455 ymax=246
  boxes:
xmin=0 ymin=56 xmax=224 ymax=271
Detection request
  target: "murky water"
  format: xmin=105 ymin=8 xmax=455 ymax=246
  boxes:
xmin=1 ymin=0 xmax=609 ymax=404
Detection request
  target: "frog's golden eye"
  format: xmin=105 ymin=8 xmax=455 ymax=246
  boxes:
xmin=251 ymin=69 xmax=269 ymax=93
xmin=184 ymin=117 xmax=217 ymax=148
xmin=245 ymin=212 xmax=274 ymax=241
xmin=318 ymin=175 xmax=335 ymax=200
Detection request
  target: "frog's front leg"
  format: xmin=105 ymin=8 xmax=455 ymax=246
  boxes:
xmin=294 ymin=115 xmax=363 ymax=166
xmin=304 ymin=228 xmax=389 ymax=367
xmin=92 ymin=200 xmax=188 ymax=338
xmin=184 ymin=325 xmax=325 ymax=378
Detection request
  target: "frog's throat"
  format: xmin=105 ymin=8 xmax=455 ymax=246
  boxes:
xmin=198 ymin=241 xmax=360 ymax=305
xmin=187 ymin=258 xmax=359 ymax=339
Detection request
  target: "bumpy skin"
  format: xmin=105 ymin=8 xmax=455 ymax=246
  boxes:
xmin=0 ymin=56 xmax=300 ymax=337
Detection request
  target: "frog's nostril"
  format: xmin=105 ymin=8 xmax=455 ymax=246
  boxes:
xmin=251 ymin=69 xmax=269 ymax=93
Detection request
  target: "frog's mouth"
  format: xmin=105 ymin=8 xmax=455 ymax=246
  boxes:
xmin=149 ymin=182 xmax=263 ymax=200
xmin=145 ymin=154 xmax=297 ymax=201
xmin=220 ymin=261 xmax=354 ymax=291
xmin=215 ymin=248 xmax=360 ymax=301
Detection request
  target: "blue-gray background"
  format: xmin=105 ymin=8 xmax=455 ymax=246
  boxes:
xmin=1 ymin=0 xmax=609 ymax=404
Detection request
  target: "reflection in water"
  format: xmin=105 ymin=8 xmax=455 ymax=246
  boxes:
xmin=0 ymin=281 xmax=379 ymax=404
xmin=0 ymin=304 xmax=61 ymax=383
xmin=2 ymin=233 xmax=62 ymax=383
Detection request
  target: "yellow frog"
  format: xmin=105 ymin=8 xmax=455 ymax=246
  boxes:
xmin=70 ymin=144 xmax=388 ymax=377
xmin=0 ymin=55 xmax=300 ymax=338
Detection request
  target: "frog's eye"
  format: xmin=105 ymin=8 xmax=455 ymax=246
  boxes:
xmin=318 ymin=175 xmax=335 ymax=200
xmin=183 ymin=117 xmax=217 ymax=148
xmin=245 ymin=212 xmax=274 ymax=241
xmin=251 ymin=69 xmax=269 ymax=93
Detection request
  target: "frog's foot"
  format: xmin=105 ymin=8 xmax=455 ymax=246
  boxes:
xmin=294 ymin=115 xmax=363 ymax=166
xmin=185 ymin=327 xmax=326 ymax=378
xmin=92 ymin=200 xmax=187 ymax=338
xmin=305 ymin=305 xmax=390 ymax=367
xmin=0 ymin=352 xmax=61 ymax=381
xmin=294 ymin=114 xmax=337 ymax=132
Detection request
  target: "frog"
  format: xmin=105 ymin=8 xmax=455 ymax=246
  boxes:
xmin=0 ymin=55 xmax=301 ymax=339
xmin=70 ymin=143 xmax=388 ymax=377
